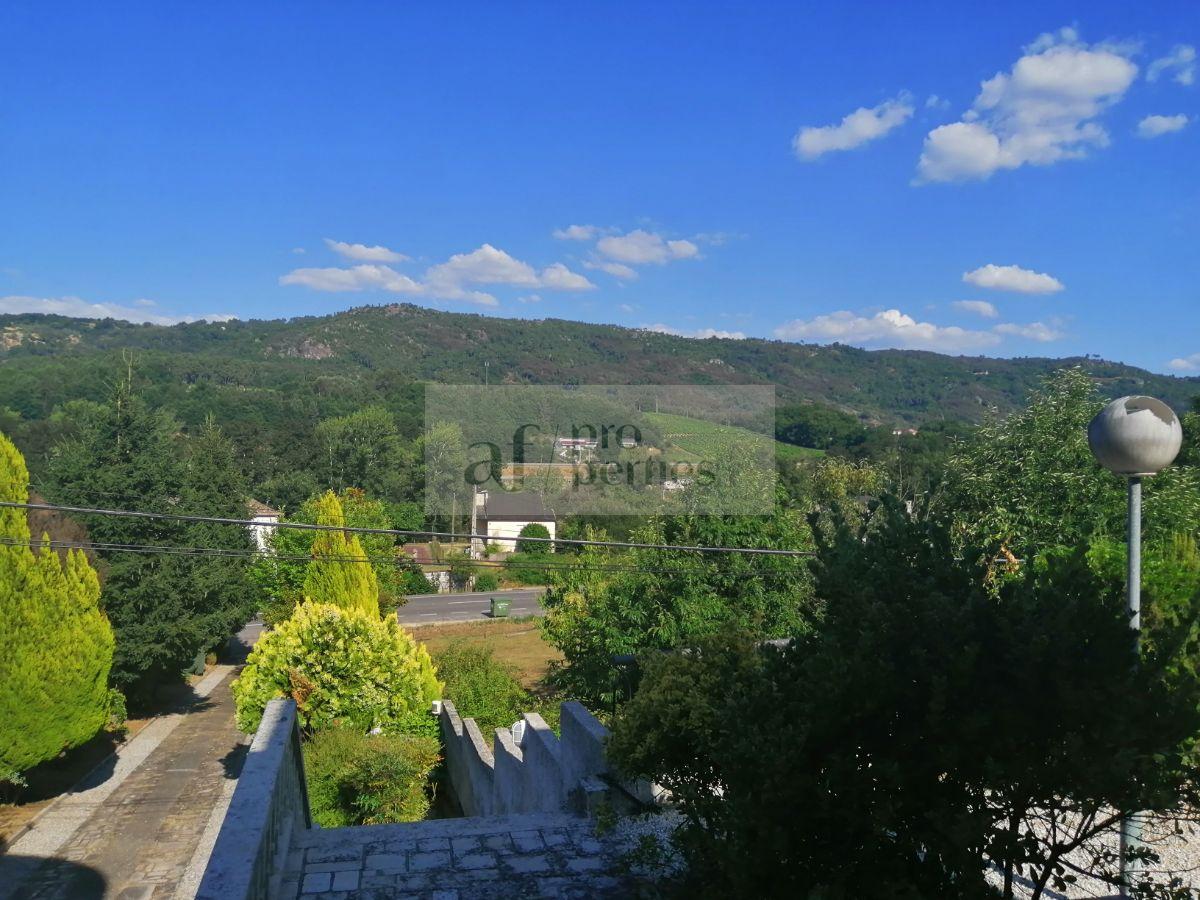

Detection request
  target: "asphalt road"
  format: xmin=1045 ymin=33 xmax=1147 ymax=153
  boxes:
xmin=396 ymin=588 xmax=547 ymax=625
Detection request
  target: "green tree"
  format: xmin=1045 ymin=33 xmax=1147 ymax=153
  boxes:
xmin=251 ymin=489 xmax=424 ymax=625
xmin=303 ymin=491 xmax=381 ymax=618
xmin=231 ymin=601 xmax=442 ymax=734
xmin=941 ymin=368 xmax=1200 ymax=557
xmin=422 ymin=421 xmax=468 ymax=536
xmin=43 ymin=376 xmax=257 ymax=697
xmin=0 ymin=431 xmax=115 ymax=778
xmin=775 ymin=402 xmax=863 ymax=449
xmin=515 ymin=522 xmax=551 ymax=554
xmin=541 ymin=508 xmax=813 ymax=704
xmin=610 ymin=501 xmax=1200 ymax=898
xmin=314 ymin=406 xmax=414 ymax=502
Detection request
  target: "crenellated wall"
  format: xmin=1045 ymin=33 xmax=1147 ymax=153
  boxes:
xmin=439 ymin=699 xmax=618 ymax=817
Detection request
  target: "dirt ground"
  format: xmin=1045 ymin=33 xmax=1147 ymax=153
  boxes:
xmin=410 ymin=617 xmax=563 ymax=688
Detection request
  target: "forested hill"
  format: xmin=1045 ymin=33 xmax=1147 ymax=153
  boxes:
xmin=1 ymin=303 xmax=1196 ymax=425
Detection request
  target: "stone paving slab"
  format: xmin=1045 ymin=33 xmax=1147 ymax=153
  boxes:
xmin=287 ymin=814 xmax=633 ymax=899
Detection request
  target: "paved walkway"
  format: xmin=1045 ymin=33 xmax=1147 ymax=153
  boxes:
xmin=286 ymin=813 xmax=633 ymax=899
xmin=0 ymin=624 xmax=261 ymax=900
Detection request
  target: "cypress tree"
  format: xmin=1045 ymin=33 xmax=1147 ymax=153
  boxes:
xmin=303 ymin=491 xmax=381 ymax=618
xmin=0 ymin=431 xmax=114 ymax=777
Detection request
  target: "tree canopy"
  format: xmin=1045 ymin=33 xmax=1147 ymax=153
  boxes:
xmin=0 ymin=431 xmax=114 ymax=777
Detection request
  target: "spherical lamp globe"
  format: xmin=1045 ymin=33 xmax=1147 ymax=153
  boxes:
xmin=1087 ymin=396 xmax=1183 ymax=476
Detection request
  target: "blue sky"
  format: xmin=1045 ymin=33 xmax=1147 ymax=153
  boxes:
xmin=2 ymin=2 xmax=1197 ymax=373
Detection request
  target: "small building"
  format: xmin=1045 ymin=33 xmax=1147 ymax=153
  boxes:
xmin=401 ymin=543 xmax=451 ymax=593
xmin=475 ymin=490 xmax=556 ymax=552
xmin=246 ymin=499 xmax=280 ymax=553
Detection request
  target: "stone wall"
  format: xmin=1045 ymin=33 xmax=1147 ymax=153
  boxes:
xmin=196 ymin=699 xmax=310 ymax=900
xmin=439 ymin=700 xmax=618 ymax=817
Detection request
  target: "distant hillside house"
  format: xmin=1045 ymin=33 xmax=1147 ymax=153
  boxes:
xmin=246 ymin=499 xmax=280 ymax=553
xmin=476 ymin=490 xmax=556 ymax=552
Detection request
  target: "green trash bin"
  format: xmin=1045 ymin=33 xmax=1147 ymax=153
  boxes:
xmin=490 ymin=595 xmax=511 ymax=618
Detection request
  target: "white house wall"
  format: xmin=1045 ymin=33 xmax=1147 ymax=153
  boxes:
xmin=486 ymin=520 xmax=556 ymax=552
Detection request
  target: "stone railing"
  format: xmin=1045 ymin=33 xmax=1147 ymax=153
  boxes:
xmin=196 ymin=699 xmax=311 ymax=900
xmin=440 ymin=699 xmax=660 ymax=817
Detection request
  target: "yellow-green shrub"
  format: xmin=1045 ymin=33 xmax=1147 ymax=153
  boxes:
xmin=0 ymin=432 xmax=115 ymax=776
xmin=231 ymin=601 xmax=442 ymax=734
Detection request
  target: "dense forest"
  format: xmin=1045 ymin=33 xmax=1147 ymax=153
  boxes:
xmin=3 ymin=304 xmax=1196 ymax=425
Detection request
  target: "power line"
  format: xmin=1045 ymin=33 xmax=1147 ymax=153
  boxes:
xmin=0 ymin=499 xmax=816 ymax=558
xmin=0 ymin=535 xmax=806 ymax=581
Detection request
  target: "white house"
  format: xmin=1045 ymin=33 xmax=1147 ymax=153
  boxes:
xmin=246 ymin=499 xmax=280 ymax=553
xmin=475 ymin=490 xmax=556 ymax=553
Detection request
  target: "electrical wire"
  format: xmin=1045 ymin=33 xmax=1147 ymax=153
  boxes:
xmin=0 ymin=535 xmax=808 ymax=581
xmin=0 ymin=499 xmax=816 ymax=557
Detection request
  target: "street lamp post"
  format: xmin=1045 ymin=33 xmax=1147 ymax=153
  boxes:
xmin=1087 ymin=395 xmax=1183 ymax=896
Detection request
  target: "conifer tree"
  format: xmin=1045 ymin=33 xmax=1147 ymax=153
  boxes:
xmin=44 ymin=375 xmax=257 ymax=696
xmin=303 ymin=491 xmax=381 ymax=618
xmin=0 ymin=431 xmax=115 ymax=777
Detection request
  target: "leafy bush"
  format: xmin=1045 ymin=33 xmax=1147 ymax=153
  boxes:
xmin=503 ymin=552 xmax=553 ymax=585
xmin=0 ymin=432 xmax=115 ymax=776
xmin=609 ymin=501 xmax=1200 ymax=898
xmin=434 ymin=642 xmax=530 ymax=736
xmin=304 ymin=726 xmax=440 ymax=827
xmin=542 ymin=514 xmax=813 ymax=705
xmin=516 ymin=522 xmax=551 ymax=554
xmin=473 ymin=572 xmax=500 ymax=592
xmin=232 ymin=602 xmax=443 ymax=734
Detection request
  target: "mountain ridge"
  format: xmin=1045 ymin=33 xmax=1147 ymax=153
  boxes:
xmin=1 ymin=304 xmax=1196 ymax=425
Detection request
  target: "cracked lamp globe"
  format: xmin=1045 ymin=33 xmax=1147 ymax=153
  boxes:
xmin=1087 ymin=396 xmax=1182 ymax=476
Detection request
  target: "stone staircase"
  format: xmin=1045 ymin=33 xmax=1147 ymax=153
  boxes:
xmin=279 ymin=813 xmax=632 ymax=899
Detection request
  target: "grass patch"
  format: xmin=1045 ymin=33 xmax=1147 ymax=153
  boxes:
xmin=644 ymin=410 xmax=822 ymax=465
xmin=410 ymin=618 xmax=562 ymax=689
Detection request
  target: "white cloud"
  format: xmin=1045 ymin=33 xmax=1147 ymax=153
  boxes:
xmin=280 ymin=243 xmax=593 ymax=307
xmin=585 ymin=259 xmax=639 ymax=280
xmin=518 ymin=294 xmax=542 ymax=304
xmin=926 ymin=94 xmax=951 ymax=110
xmin=538 ymin=262 xmax=594 ymax=291
xmin=952 ymin=299 xmax=999 ymax=318
xmin=280 ymin=263 xmax=497 ymax=306
xmin=774 ymin=308 xmax=1002 ymax=353
xmin=917 ymin=28 xmax=1138 ymax=182
xmin=1169 ymin=353 xmax=1200 ymax=372
xmin=643 ymin=323 xmax=746 ymax=340
xmin=324 ymin=238 xmax=408 ymax=263
xmin=425 ymin=244 xmax=593 ymax=293
xmin=963 ymin=263 xmax=1064 ymax=294
xmin=1137 ymin=114 xmax=1189 ymax=138
xmin=0 ymin=295 xmax=236 ymax=325
xmin=596 ymin=230 xmax=699 ymax=265
xmin=993 ymin=321 xmax=1065 ymax=342
xmin=553 ymin=224 xmax=608 ymax=241
xmin=793 ymin=94 xmax=914 ymax=160
xmin=1148 ymin=45 xmax=1196 ymax=86
xmin=291 ymin=247 xmax=306 ymax=255
xmin=618 ymin=303 xmax=636 ymax=313
xmin=425 ymin=244 xmax=541 ymax=289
